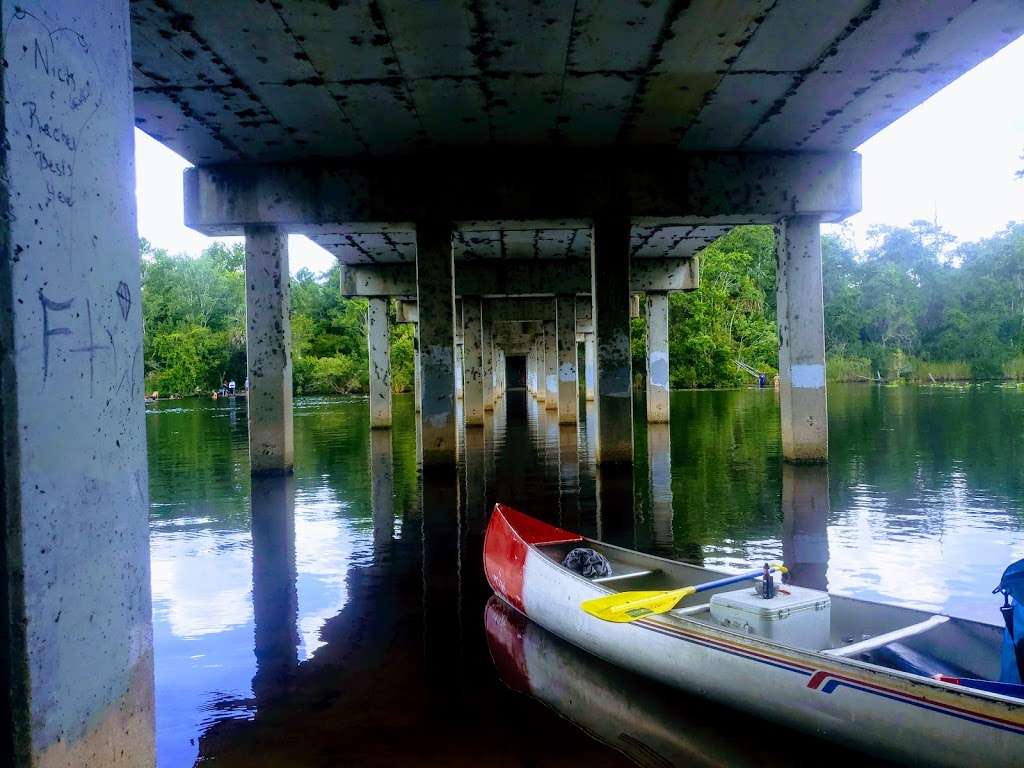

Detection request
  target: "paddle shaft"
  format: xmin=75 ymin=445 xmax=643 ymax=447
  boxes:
xmin=689 ymin=569 xmax=768 ymax=596
xmin=604 ymin=568 xmax=769 ymax=617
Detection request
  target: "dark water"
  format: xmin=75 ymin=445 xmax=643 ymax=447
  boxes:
xmin=147 ymin=385 xmax=1024 ymax=766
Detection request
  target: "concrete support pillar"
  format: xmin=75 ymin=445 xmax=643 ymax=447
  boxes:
xmin=455 ymin=343 xmax=464 ymax=400
xmin=415 ymin=221 xmax=457 ymax=464
xmin=497 ymin=348 xmax=506 ymax=399
xmin=367 ymin=297 xmax=392 ymax=428
xmin=777 ymin=217 xmax=828 ymax=463
xmin=533 ymin=338 xmax=544 ymax=402
xmin=463 ymin=298 xmax=484 ymax=426
xmin=544 ymin=317 xmax=558 ymax=410
xmin=591 ymin=213 xmax=634 ymax=464
xmin=585 ymin=333 xmax=596 ymax=401
xmin=245 ymin=225 xmax=294 ymax=476
xmin=1 ymin=2 xmax=155 ymax=763
xmin=556 ymin=294 xmax=578 ymax=424
xmin=482 ymin=309 xmax=495 ymax=411
xmin=414 ymin=345 xmax=423 ymax=413
xmin=645 ymin=292 xmax=670 ymax=423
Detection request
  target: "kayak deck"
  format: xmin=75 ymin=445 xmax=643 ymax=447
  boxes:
xmin=536 ymin=537 xmax=1005 ymax=685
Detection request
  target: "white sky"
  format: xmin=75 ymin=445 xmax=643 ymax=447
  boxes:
xmin=135 ymin=34 xmax=1024 ymax=275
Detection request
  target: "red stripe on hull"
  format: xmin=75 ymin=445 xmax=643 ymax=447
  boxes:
xmin=483 ymin=504 xmax=581 ymax=612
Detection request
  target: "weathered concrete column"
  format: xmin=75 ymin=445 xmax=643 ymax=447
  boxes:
xmin=414 ymin=344 xmax=423 ymax=413
xmin=591 ymin=213 xmax=634 ymax=464
xmin=2 ymin=2 xmax=155 ymax=764
xmin=585 ymin=333 xmax=596 ymax=401
xmin=455 ymin=342 xmax=464 ymax=400
xmin=463 ymin=298 xmax=484 ymax=426
xmin=415 ymin=221 xmax=457 ymax=464
xmin=245 ymin=225 xmax=294 ymax=475
xmin=544 ymin=317 xmax=558 ymax=410
xmin=777 ymin=217 xmax=828 ymax=463
xmin=533 ymin=338 xmax=544 ymax=401
xmin=367 ymin=297 xmax=392 ymax=428
xmin=556 ymin=294 xmax=578 ymax=424
xmin=646 ymin=292 xmax=670 ymax=423
xmin=482 ymin=309 xmax=494 ymax=411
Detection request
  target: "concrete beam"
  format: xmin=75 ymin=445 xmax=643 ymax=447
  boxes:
xmin=341 ymin=258 xmax=697 ymax=298
xmin=185 ymin=151 xmax=861 ymax=234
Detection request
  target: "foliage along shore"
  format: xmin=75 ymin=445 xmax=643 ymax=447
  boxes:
xmin=141 ymin=221 xmax=1024 ymax=396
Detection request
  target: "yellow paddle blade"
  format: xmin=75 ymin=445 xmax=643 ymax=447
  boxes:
xmin=581 ymin=586 xmax=697 ymax=623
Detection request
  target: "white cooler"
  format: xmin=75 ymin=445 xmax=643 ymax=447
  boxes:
xmin=710 ymin=583 xmax=831 ymax=651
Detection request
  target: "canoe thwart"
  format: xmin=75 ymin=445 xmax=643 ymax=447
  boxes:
xmin=824 ymin=615 xmax=950 ymax=658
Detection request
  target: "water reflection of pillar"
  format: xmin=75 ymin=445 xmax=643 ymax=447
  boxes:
xmin=595 ymin=464 xmax=634 ymax=547
xmin=464 ymin=425 xmax=486 ymax=520
xmin=420 ymin=467 xmax=462 ymax=700
xmin=781 ymin=463 xmax=830 ymax=591
xmin=558 ymin=425 xmax=580 ymax=531
xmin=370 ymin=429 xmax=394 ymax=557
xmin=647 ymin=423 xmax=674 ymax=556
xmin=250 ymin=475 xmax=298 ymax=701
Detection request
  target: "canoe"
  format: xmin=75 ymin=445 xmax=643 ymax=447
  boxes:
xmin=485 ymin=595 xmax=847 ymax=767
xmin=483 ymin=504 xmax=1024 ymax=767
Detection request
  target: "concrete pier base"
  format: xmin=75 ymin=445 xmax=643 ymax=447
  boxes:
xmin=367 ymin=297 xmax=392 ymax=428
xmin=544 ymin=318 xmax=558 ymax=410
xmin=245 ymin=225 xmax=294 ymax=475
xmin=556 ymin=295 xmax=578 ymax=424
xmin=416 ymin=222 xmax=457 ymax=464
xmin=646 ymin=293 xmax=670 ymax=423
xmin=463 ymin=299 xmax=484 ymax=426
xmin=1 ymin=1 xmax=155 ymax=763
xmin=592 ymin=214 xmax=634 ymax=464
xmin=777 ymin=217 xmax=828 ymax=463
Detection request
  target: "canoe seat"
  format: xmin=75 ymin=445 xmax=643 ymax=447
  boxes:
xmin=592 ymin=569 xmax=658 ymax=584
xmin=823 ymin=615 xmax=949 ymax=658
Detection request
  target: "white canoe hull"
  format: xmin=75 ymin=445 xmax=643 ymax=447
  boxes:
xmin=483 ymin=504 xmax=1024 ymax=767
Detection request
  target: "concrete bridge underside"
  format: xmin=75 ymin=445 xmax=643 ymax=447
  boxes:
xmin=3 ymin=1 xmax=1024 ymax=765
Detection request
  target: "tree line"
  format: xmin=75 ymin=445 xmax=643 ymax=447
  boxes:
xmin=141 ymin=221 xmax=1024 ymax=396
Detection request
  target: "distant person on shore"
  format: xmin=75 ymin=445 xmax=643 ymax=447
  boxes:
xmin=244 ymin=377 xmax=249 ymax=392
xmin=228 ymin=379 xmax=236 ymax=395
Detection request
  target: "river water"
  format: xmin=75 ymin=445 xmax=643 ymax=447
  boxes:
xmin=147 ymin=384 xmax=1024 ymax=766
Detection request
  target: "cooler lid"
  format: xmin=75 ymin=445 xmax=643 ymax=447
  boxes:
xmin=710 ymin=583 xmax=830 ymax=619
